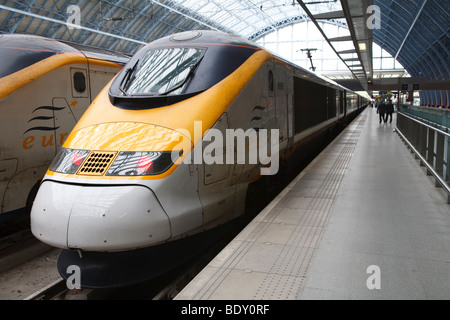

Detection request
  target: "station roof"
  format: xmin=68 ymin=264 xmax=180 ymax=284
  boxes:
xmin=374 ymin=0 xmax=449 ymax=81
xmin=0 ymin=0 xmax=448 ymax=84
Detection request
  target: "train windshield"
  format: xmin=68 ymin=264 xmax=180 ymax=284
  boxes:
xmin=121 ymin=47 xmax=205 ymax=96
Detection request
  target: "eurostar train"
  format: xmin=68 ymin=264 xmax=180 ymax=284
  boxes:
xmin=0 ymin=34 xmax=128 ymax=226
xmin=30 ymin=30 xmax=367 ymax=288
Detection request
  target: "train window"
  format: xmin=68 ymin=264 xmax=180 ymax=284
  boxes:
xmin=268 ymin=70 xmax=274 ymax=92
xmin=294 ymin=76 xmax=328 ymax=133
xmin=121 ymin=47 xmax=205 ymax=96
xmin=73 ymin=72 xmax=86 ymax=93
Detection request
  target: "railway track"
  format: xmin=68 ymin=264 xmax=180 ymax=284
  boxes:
xmin=23 ymin=237 xmax=239 ymax=300
xmin=23 ymin=218 xmax=247 ymax=300
xmin=0 ymin=229 xmax=53 ymax=276
xmin=22 ymin=261 xmax=212 ymax=300
xmin=24 ymin=279 xmax=68 ymax=300
xmin=24 ymin=278 xmax=117 ymax=300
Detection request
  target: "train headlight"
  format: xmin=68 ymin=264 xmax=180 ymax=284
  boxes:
xmin=49 ymin=148 xmax=90 ymax=174
xmin=106 ymin=151 xmax=179 ymax=176
xmin=49 ymin=149 xmax=180 ymax=176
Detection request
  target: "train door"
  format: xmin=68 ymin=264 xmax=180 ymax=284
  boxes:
xmin=274 ymin=64 xmax=289 ymax=169
xmin=198 ymin=113 xmax=236 ymax=225
xmin=339 ymin=90 xmax=344 ymax=116
xmin=286 ymin=73 xmax=294 ymax=152
xmin=275 ymin=64 xmax=288 ymax=144
xmin=69 ymin=67 xmax=92 ymax=121
xmin=344 ymin=91 xmax=347 ymax=117
xmin=265 ymin=64 xmax=276 ymax=130
xmin=52 ymin=97 xmax=78 ymax=151
xmin=49 ymin=68 xmax=91 ymax=153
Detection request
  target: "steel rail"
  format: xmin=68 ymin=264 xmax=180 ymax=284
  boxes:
xmin=395 ymin=121 xmax=450 ymax=204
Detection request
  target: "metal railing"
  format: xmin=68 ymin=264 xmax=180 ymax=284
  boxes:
xmin=396 ymin=110 xmax=450 ymax=204
xmin=400 ymin=105 xmax=450 ymax=130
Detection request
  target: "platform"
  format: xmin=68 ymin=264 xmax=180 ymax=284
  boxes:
xmin=175 ymin=107 xmax=450 ymax=300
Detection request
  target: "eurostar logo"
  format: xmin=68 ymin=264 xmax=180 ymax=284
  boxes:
xmin=24 ymin=106 xmax=63 ymax=134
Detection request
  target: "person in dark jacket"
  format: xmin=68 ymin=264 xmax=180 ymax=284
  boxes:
xmin=386 ymin=99 xmax=394 ymax=123
xmin=377 ymin=100 xmax=387 ymax=123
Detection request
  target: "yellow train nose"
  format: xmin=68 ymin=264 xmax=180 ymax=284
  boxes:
xmin=65 ymin=122 xmax=189 ymax=153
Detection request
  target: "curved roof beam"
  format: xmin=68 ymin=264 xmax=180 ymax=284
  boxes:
xmin=375 ymin=0 xmax=449 ymax=81
xmin=0 ymin=4 xmax=147 ymax=45
xmin=249 ymin=14 xmax=311 ymax=41
xmin=151 ymin=0 xmax=222 ymax=32
xmin=394 ymin=0 xmax=427 ymax=60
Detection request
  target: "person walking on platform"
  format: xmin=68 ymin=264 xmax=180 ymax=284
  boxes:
xmin=377 ymin=100 xmax=387 ymax=123
xmin=386 ymin=99 xmax=394 ymax=123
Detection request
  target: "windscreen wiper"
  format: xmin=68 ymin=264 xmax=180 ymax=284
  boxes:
xmin=119 ymin=59 xmax=140 ymax=96
xmin=158 ymin=56 xmax=204 ymax=96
